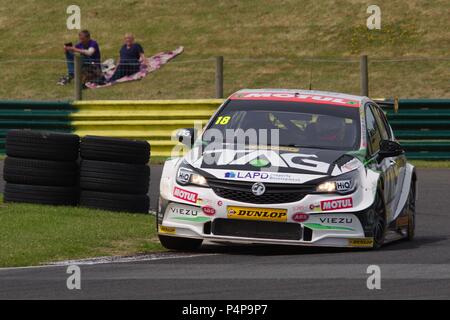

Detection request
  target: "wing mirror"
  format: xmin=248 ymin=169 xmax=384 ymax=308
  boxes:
xmin=377 ymin=140 xmax=404 ymax=161
xmin=175 ymin=128 xmax=196 ymax=147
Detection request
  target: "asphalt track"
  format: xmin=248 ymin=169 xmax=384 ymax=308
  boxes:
xmin=0 ymin=163 xmax=450 ymax=299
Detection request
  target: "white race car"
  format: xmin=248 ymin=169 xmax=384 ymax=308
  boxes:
xmin=157 ymin=89 xmax=417 ymax=250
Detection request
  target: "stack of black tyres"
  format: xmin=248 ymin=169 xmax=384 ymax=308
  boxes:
xmin=3 ymin=130 xmax=79 ymax=206
xmin=79 ymin=136 xmax=150 ymax=213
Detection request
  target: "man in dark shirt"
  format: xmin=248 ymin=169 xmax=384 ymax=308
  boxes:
xmin=108 ymin=33 xmax=146 ymax=82
xmin=58 ymin=30 xmax=103 ymax=85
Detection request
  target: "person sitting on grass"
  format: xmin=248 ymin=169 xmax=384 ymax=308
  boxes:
xmin=108 ymin=33 xmax=147 ymax=82
xmin=58 ymin=30 xmax=104 ymax=86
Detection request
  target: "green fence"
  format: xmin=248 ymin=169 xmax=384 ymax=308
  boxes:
xmin=385 ymin=99 xmax=450 ymax=160
xmin=0 ymin=100 xmax=74 ymax=153
xmin=1 ymin=99 xmax=450 ymax=160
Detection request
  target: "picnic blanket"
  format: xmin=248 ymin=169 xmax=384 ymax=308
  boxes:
xmin=85 ymin=46 xmax=184 ymax=89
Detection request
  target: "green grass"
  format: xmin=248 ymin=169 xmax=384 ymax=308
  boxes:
xmin=409 ymin=160 xmax=450 ymax=169
xmin=0 ymin=0 xmax=448 ymax=101
xmin=0 ymin=196 xmax=163 ymax=267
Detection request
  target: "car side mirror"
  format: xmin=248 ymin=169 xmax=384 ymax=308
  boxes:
xmin=175 ymin=128 xmax=195 ymax=147
xmin=378 ymin=140 xmax=404 ymax=161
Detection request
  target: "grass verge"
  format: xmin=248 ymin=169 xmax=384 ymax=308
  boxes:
xmin=0 ymin=1 xmax=448 ymax=100
xmin=0 ymin=196 xmax=163 ymax=267
xmin=409 ymin=160 xmax=450 ymax=169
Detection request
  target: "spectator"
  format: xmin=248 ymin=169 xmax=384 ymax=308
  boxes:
xmin=108 ymin=33 xmax=146 ymax=82
xmin=58 ymin=30 xmax=103 ymax=85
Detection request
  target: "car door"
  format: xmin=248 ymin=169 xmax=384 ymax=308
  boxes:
xmin=371 ymin=103 xmax=407 ymax=217
xmin=364 ymin=103 xmax=396 ymax=221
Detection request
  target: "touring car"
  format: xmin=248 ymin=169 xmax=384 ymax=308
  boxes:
xmin=157 ymin=89 xmax=417 ymax=250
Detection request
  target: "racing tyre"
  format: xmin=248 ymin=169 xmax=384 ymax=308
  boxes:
xmin=80 ymin=160 xmax=149 ymax=194
xmin=3 ymin=157 xmax=78 ymax=186
xmin=6 ymin=130 xmax=79 ymax=161
xmin=80 ymin=190 xmax=149 ymax=213
xmin=369 ymin=192 xmax=387 ymax=250
xmin=4 ymin=183 xmax=78 ymax=206
xmin=80 ymin=136 xmax=150 ymax=164
xmin=406 ymin=183 xmax=416 ymax=241
xmin=158 ymin=235 xmax=203 ymax=251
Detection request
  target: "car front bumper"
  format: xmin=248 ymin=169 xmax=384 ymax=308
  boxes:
xmin=157 ymin=183 xmax=375 ymax=248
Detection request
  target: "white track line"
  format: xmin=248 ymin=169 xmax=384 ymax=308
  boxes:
xmin=0 ymin=252 xmax=220 ymax=271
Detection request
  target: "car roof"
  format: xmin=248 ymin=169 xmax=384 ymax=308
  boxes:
xmin=229 ymin=89 xmax=368 ymax=108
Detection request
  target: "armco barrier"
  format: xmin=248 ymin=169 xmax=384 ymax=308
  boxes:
xmin=384 ymin=99 xmax=450 ymax=160
xmin=71 ymin=100 xmax=222 ymax=157
xmin=0 ymin=100 xmax=74 ymax=153
xmin=1 ymin=99 xmax=449 ymax=159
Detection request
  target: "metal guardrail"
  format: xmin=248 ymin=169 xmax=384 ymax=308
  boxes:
xmin=1 ymin=99 xmax=449 ymax=159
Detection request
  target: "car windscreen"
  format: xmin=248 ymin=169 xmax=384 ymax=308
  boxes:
xmin=204 ymin=100 xmax=361 ymax=151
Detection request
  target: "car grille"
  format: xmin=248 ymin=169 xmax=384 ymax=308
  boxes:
xmin=207 ymin=177 xmax=316 ymax=204
xmin=212 ymin=218 xmax=302 ymax=240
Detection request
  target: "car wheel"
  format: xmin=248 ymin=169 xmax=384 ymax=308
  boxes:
xmin=406 ymin=183 xmax=416 ymax=241
xmin=158 ymin=235 xmax=203 ymax=251
xmin=369 ymin=192 xmax=387 ymax=250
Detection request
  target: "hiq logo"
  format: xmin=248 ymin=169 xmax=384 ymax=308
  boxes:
xmin=225 ymin=172 xmax=236 ymax=178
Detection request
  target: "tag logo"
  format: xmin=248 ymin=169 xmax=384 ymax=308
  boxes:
xmin=66 ymin=5 xmax=81 ymax=30
xmin=366 ymin=5 xmax=381 ymax=30
xmin=66 ymin=265 xmax=81 ymax=290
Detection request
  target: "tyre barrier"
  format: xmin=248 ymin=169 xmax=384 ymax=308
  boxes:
xmin=3 ymin=130 xmax=80 ymax=206
xmin=2 ymin=130 xmax=151 ymax=214
xmin=80 ymin=135 xmax=150 ymax=164
xmin=6 ymin=129 xmax=79 ymax=162
xmin=4 ymin=183 xmax=78 ymax=206
xmin=79 ymin=135 xmax=150 ymax=214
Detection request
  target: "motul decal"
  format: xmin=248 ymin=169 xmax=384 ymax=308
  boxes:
xmin=320 ymin=197 xmax=353 ymax=211
xmin=231 ymin=92 xmax=360 ymax=107
xmin=173 ymin=187 xmax=198 ymax=204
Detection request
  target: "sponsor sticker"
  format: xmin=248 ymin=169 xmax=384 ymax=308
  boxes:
xmin=320 ymin=197 xmax=353 ymax=211
xmin=173 ymin=187 xmax=198 ymax=204
xmin=335 ymin=180 xmax=352 ymax=192
xmin=170 ymin=207 xmax=199 ymax=216
xmin=225 ymin=171 xmax=269 ymax=179
xmin=202 ymin=205 xmax=216 ymax=216
xmin=348 ymin=238 xmax=374 ymax=247
xmin=159 ymin=225 xmax=176 ymax=234
xmin=231 ymin=92 xmax=360 ymax=107
xmin=227 ymin=206 xmax=287 ymax=222
xmin=292 ymin=212 xmax=309 ymax=222
xmin=319 ymin=217 xmax=353 ymax=224
xmin=309 ymin=203 xmax=321 ymax=212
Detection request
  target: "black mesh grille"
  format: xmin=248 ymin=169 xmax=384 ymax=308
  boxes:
xmin=207 ymin=178 xmax=315 ymax=204
xmin=212 ymin=218 xmax=302 ymax=240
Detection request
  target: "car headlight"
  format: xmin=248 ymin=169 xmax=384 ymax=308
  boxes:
xmin=176 ymin=163 xmax=209 ymax=187
xmin=316 ymin=170 xmax=358 ymax=194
